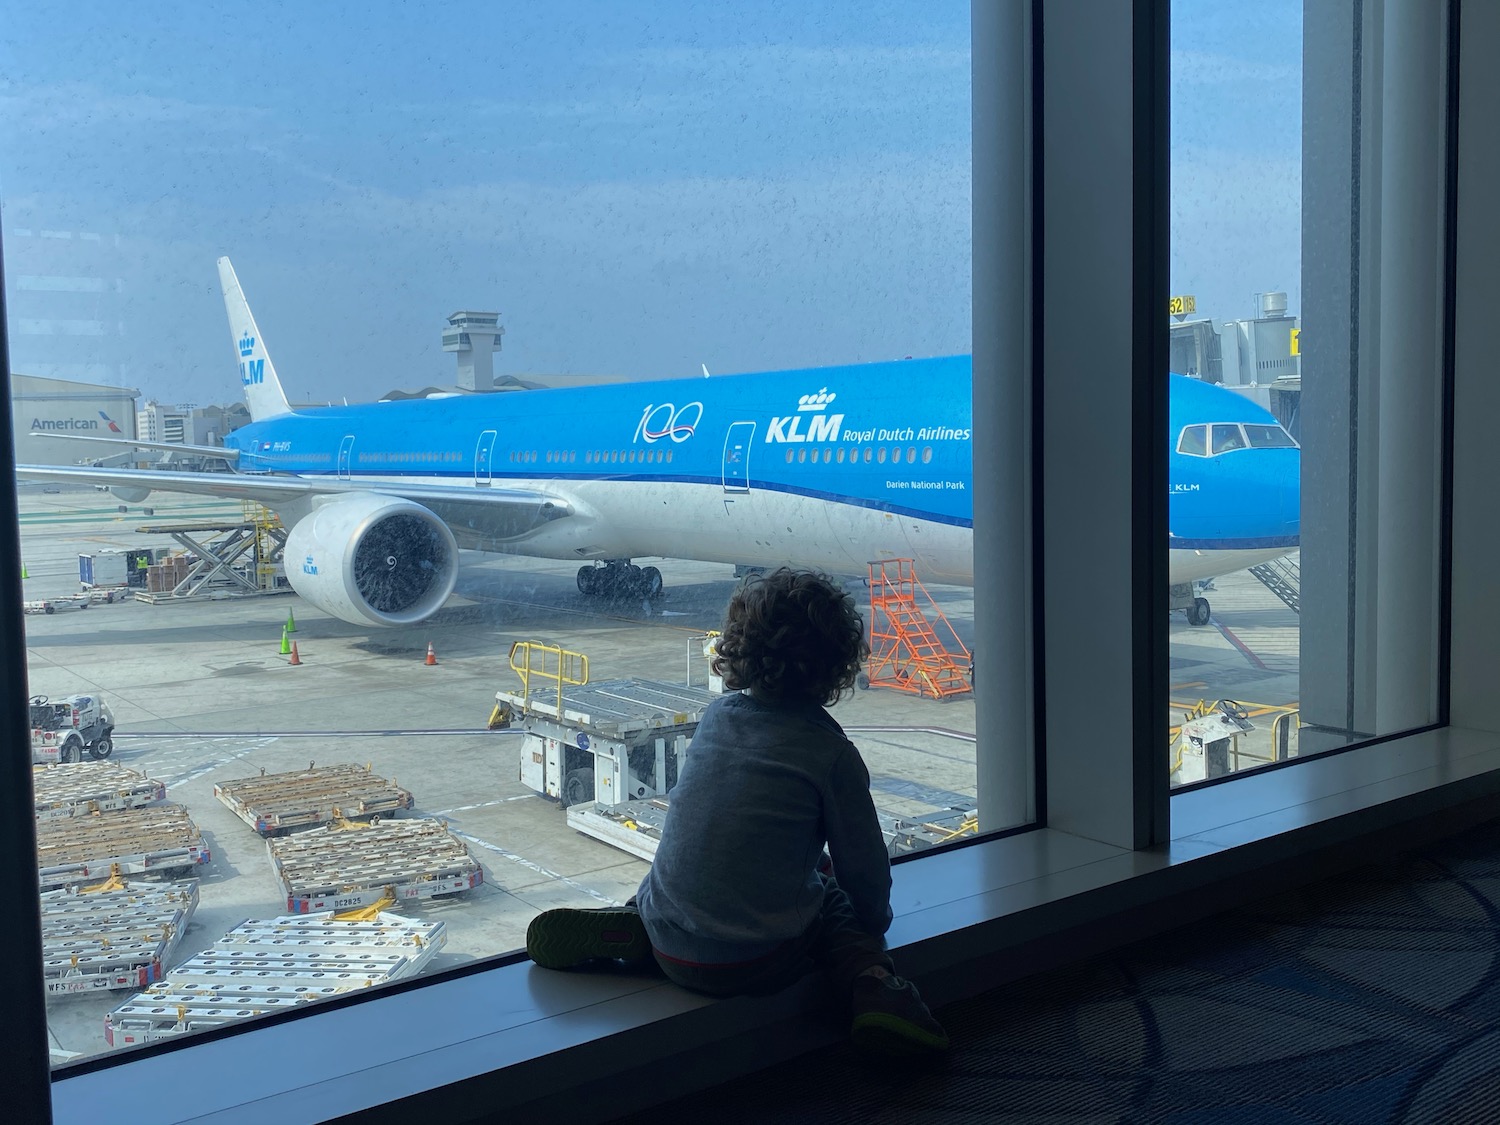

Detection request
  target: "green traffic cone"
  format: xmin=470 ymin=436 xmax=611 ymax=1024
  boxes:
xmin=280 ymin=626 xmax=292 ymax=655
xmin=21 ymin=565 xmax=28 ymax=580
xmin=285 ymin=609 xmax=297 ymax=633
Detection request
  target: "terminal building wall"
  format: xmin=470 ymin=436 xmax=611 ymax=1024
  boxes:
xmin=10 ymin=373 xmax=138 ymax=467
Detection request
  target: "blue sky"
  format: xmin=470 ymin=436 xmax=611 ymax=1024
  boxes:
xmin=1 ymin=1 xmax=1297 ymax=404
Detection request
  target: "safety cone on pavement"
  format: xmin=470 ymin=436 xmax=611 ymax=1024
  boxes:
xmin=285 ymin=610 xmax=297 ymax=633
xmin=425 ymin=642 xmax=438 ymax=666
xmin=289 ymin=641 xmax=302 ymax=666
xmin=280 ymin=627 xmax=292 ymax=656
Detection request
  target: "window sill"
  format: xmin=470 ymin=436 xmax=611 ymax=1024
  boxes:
xmin=51 ymin=725 xmax=1500 ymax=1125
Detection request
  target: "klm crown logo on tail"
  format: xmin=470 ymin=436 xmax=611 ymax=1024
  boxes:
xmin=239 ymin=333 xmax=264 ymax=386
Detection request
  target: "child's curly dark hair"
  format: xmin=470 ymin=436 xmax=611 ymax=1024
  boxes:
xmin=711 ymin=568 xmax=868 ymax=706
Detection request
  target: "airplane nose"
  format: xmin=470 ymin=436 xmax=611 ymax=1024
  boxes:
xmin=1283 ymin=456 xmax=1301 ymax=540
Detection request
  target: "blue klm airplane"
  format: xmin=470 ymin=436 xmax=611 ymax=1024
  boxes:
xmin=18 ymin=258 xmax=1299 ymax=629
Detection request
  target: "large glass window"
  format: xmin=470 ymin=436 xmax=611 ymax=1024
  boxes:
xmin=1169 ymin=0 xmax=1451 ymax=785
xmin=3 ymin=4 xmax=986 ymax=1065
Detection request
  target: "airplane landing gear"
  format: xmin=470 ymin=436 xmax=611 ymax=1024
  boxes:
xmin=1187 ymin=597 xmax=1211 ymax=627
xmin=577 ymin=560 xmax=665 ymax=601
xmin=1170 ymin=581 xmax=1213 ymax=627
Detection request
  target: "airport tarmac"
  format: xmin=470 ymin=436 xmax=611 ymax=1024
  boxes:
xmin=16 ymin=487 xmax=1298 ymax=1061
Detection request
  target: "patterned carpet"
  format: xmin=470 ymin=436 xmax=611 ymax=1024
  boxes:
xmin=611 ymin=819 xmax=1500 ymax=1124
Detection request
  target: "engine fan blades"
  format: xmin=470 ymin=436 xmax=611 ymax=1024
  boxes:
xmin=353 ymin=514 xmax=449 ymax=614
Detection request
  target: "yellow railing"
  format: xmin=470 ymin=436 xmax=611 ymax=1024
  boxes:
xmin=508 ymin=640 xmax=590 ymax=715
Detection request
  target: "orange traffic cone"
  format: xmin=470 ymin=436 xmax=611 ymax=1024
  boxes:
xmin=289 ymin=641 xmax=301 ymax=666
xmin=425 ymin=642 xmax=438 ymax=666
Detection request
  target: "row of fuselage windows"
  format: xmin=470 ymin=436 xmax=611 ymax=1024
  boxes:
xmin=786 ymin=445 xmax=935 ymax=465
xmin=1176 ymin=422 xmax=1297 ymax=457
xmin=356 ymin=451 xmax=465 ymax=464
xmin=341 ymin=445 xmax=942 ymax=468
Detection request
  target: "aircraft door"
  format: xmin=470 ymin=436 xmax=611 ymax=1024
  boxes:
xmin=337 ymin=435 xmax=355 ymax=480
xmin=722 ymin=422 xmax=754 ymax=492
xmin=474 ymin=429 xmax=497 ymax=486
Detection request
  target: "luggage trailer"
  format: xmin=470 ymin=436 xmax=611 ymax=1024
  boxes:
xmin=214 ymin=763 xmax=414 ymax=835
xmin=104 ymin=912 xmax=446 ymax=1048
xmin=41 ymin=880 xmax=199 ymax=996
xmin=268 ymin=817 xmax=483 ymax=913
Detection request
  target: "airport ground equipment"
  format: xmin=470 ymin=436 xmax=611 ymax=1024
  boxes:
xmin=36 ymin=803 xmax=210 ymax=888
xmin=269 ymin=816 xmax=483 ymax=913
xmin=214 ymin=763 xmax=414 ymax=836
xmin=1168 ymin=698 xmax=1299 ymax=784
xmin=882 ymin=808 xmax=979 ymax=856
xmin=41 ymin=878 xmax=199 ymax=996
xmin=1248 ymin=553 xmax=1301 ymax=614
xmin=498 ymin=640 xmax=720 ymax=860
xmin=130 ymin=511 xmax=289 ymax=603
xmin=1169 ymin=581 xmax=1214 ymax=626
xmin=862 ymin=559 xmax=972 ymax=700
xmin=33 ymin=762 xmax=167 ymax=820
xmin=78 ymin=548 xmax=156 ymax=591
xmin=103 ymin=910 xmax=446 ymax=1047
xmin=29 ymin=693 xmax=116 ymax=763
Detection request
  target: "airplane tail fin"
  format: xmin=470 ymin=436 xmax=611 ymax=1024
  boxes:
xmin=218 ymin=257 xmax=294 ymax=421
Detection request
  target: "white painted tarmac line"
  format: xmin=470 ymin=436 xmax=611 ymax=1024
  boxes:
xmin=433 ymin=795 xmax=535 ymax=815
xmin=449 ymin=829 xmax=620 ymax=906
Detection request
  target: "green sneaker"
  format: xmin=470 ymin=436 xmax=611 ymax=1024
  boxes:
xmin=526 ymin=907 xmax=653 ymax=970
xmin=850 ymin=974 xmax=950 ymax=1056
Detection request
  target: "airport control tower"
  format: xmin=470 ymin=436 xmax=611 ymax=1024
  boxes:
xmin=442 ymin=311 xmax=504 ymax=391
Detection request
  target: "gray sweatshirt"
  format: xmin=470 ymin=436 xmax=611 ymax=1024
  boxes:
xmin=635 ymin=691 xmax=893 ymax=964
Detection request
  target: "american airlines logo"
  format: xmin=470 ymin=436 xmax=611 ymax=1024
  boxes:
xmin=98 ymin=410 xmax=122 ymax=433
xmin=767 ymin=387 xmax=843 ymax=444
xmin=238 ymin=333 xmax=256 ymax=357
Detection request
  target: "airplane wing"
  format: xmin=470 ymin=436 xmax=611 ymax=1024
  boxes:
xmin=15 ymin=464 xmax=574 ymax=543
xmin=27 ymin=433 xmax=241 ymax=461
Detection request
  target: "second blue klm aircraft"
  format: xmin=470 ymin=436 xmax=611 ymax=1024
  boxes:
xmin=19 ymin=258 xmax=1299 ymax=629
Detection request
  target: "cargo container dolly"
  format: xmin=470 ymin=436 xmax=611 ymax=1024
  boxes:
xmin=214 ymin=763 xmax=414 ymax=835
xmin=41 ymin=877 xmax=199 ymax=996
xmin=36 ymin=803 xmax=210 ymax=889
xmin=104 ymin=911 xmax=445 ymax=1047
xmin=495 ymin=640 xmax=720 ymax=862
xmin=32 ymin=762 xmax=167 ymax=821
xmin=268 ymin=816 xmax=483 ymax=913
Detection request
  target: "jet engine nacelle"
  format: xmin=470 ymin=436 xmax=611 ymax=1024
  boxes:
xmin=110 ymin=485 xmax=152 ymax=504
xmin=283 ymin=492 xmax=458 ymax=626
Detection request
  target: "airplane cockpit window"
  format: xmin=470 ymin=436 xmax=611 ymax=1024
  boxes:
xmin=1210 ymin=424 xmax=1247 ymax=454
xmin=1176 ymin=424 xmax=1209 ymax=457
xmin=1243 ymin=424 xmax=1298 ymax=449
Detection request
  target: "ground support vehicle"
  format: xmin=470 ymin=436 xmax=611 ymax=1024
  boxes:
xmin=498 ymin=661 xmax=719 ymax=861
xmin=104 ymin=911 xmax=445 ymax=1047
xmin=268 ymin=817 xmax=482 ymax=913
xmin=36 ymin=804 xmax=210 ymax=889
xmin=40 ymin=879 xmax=198 ymax=996
xmin=32 ymin=762 xmax=166 ymax=820
xmin=214 ymin=763 xmax=414 ymax=835
xmin=880 ymin=808 xmax=979 ymax=856
xmin=29 ymin=693 xmax=116 ymax=763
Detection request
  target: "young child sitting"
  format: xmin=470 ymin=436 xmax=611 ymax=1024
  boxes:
xmin=525 ymin=567 xmax=948 ymax=1056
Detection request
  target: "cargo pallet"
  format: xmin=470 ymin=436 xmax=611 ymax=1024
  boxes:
xmin=37 ymin=804 xmax=210 ymax=889
xmin=214 ymin=763 xmax=414 ymax=836
xmin=41 ymin=880 xmax=199 ymax=996
xmin=33 ymin=762 xmax=167 ymax=821
xmin=104 ymin=912 xmax=445 ymax=1047
xmin=269 ymin=818 xmax=483 ymax=913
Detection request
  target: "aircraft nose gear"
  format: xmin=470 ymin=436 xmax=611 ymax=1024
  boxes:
xmin=577 ymin=560 xmax=665 ymax=601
